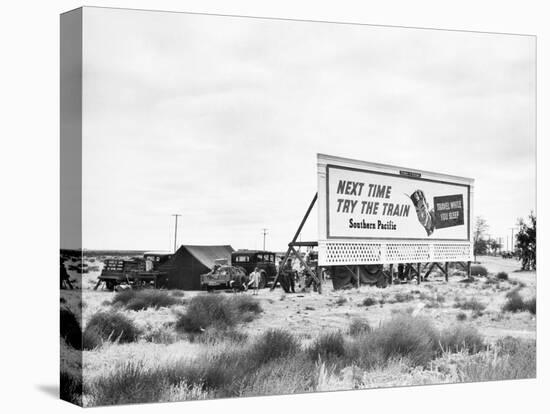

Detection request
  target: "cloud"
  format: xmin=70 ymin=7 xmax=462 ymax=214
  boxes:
xmin=81 ymin=8 xmax=535 ymax=250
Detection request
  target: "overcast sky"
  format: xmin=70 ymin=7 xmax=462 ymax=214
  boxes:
xmin=81 ymin=7 xmax=535 ymax=252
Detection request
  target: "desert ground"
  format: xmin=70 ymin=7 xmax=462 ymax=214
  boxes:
xmin=60 ymin=256 xmax=536 ymax=406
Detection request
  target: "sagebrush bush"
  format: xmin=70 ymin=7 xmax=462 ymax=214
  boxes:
xmin=456 ymin=312 xmax=467 ymax=321
xmin=231 ymin=295 xmax=263 ymax=314
xmin=362 ymin=297 xmax=377 ymax=307
xmin=502 ymin=291 xmax=536 ymax=314
xmin=525 ymin=298 xmax=536 ymax=315
xmin=439 ymin=324 xmax=484 ymax=354
xmin=335 ymin=296 xmax=347 ymax=306
xmin=454 ymin=298 xmax=486 ymax=312
xmin=348 ymin=318 xmax=372 ymax=337
xmin=496 ymin=272 xmax=508 ymax=280
xmin=83 ymin=312 xmax=140 ymax=349
xmin=372 ymin=314 xmax=438 ymax=367
xmin=176 ymin=294 xmax=262 ymax=333
xmin=308 ymin=331 xmax=346 ymax=360
xmin=251 ymin=329 xmax=299 ymax=364
xmin=112 ymin=289 xmax=179 ymax=311
xmin=470 ymin=265 xmax=488 ymax=276
xmin=391 ymin=292 xmax=414 ymax=303
xmin=60 ymin=307 xmax=82 ymax=350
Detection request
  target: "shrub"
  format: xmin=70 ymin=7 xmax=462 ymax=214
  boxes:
xmin=371 ymin=314 xmax=438 ymax=367
xmin=525 ymin=298 xmax=536 ymax=315
xmin=177 ymin=295 xmax=235 ymax=332
xmin=60 ymin=307 xmax=82 ymax=350
xmin=112 ymin=289 xmax=179 ymax=311
xmin=308 ymin=331 xmax=346 ymax=360
xmin=392 ymin=292 xmax=414 ymax=303
xmin=496 ymin=272 xmax=508 ymax=280
xmin=60 ymin=369 xmax=82 ymax=406
xmin=176 ymin=294 xmax=262 ymax=333
xmin=362 ymin=297 xmax=377 ymax=307
xmin=82 ymin=324 xmax=104 ymax=350
xmin=83 ymin=312 xmax=140 ymax=349
xmin=456 ymin=312 xmax=467 ymax=322
xmin=454 ymin=298 xmax=486 ymax=312
xmin=251 ymin=329 xmax=299 ymax=364
xmin=458 ymin=338 xmax=536 ymax=382
xmin=470 ymin=265 xmax=488 ymax=276
xmin=348 ymin=318 xmax=372 ymax=337
xmin=335 ymin=296 xmax=347 ymax=306
xmin=502 ymin=291 xmax=536 ymax=314
xmin=231 ymin=295 xmax=263 ymax=314
xmin=505 ymin=287 xmax=522 ymax=299
xmin=87 ymin=360 xmax=175 ymax=405
xmin=439 ymin=324 xmax=484 ymax=354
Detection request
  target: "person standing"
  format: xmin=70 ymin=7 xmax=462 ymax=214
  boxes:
xmin=248 ymin=267 xmax=261 ymax=295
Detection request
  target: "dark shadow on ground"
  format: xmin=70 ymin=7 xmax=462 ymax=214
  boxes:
xmin=36 ymin=384 xmax=58 ymax=399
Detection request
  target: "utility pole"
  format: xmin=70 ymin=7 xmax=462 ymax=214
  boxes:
xmin=172 ymin=214 xmax=181 ymax=253
xmin=261 ymin=228 xmax=268 ymax=250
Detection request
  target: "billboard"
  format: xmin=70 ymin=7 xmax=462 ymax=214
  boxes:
xmin=326 ymin=165 xmax=470 ymax=240
xmin=317 ymin=154 xmax=474 ymax=265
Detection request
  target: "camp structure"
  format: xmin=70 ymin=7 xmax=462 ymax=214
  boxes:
xmin=159 ymin=245 xmax=235 ymax=290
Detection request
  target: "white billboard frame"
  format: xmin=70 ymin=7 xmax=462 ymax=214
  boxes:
xmin=317 ymin=153 xmax=474 ymax=266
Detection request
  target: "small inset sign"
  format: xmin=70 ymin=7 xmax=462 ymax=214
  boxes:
xmin=433 ymin=194 xmax=464 ymax=229
xmin=399 ymin=170 xmax=421 ymax=178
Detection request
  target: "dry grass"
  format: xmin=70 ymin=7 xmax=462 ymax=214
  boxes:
xmin=78 ymin=257 xmax=536 ymax=406
xmin=83 ymin=315 xmax=535 ymax=406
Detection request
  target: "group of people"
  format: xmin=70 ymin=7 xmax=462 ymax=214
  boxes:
xmin=236 ymin=259 xmax=299 ymax=295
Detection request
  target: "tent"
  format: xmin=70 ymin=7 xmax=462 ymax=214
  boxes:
xmin=159 ymin=245 xmax=234 ymax=290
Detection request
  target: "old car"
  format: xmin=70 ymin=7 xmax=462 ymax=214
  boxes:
xmin=200 ymin=265 xmax=248 ymax=291
xmin=231 ymin=250 xmax=277 ymax=288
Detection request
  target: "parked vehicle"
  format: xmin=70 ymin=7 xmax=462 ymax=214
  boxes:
xmin=200 ymin=265 xmax=248 ymax=291
xmin=95 ymin=252 xmax=173 ymax=291
xmin=231 ymin=250 xmax=277 ymax=288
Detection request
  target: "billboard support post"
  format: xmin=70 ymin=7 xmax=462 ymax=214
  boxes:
xmin=270 ymin=193 xmax=322 ymax=293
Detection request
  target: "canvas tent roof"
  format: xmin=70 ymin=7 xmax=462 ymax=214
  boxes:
xmin=180 ymin=245 xmax=234 ymax=269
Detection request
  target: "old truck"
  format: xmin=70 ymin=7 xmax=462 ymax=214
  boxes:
xmin=94 ymin=252 xmax=173 ymax=291
xmin=231 ymin=250 xmax=277 ymax=288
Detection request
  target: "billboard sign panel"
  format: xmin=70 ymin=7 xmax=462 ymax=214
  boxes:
xmin=326 ymin=165 xmax=470 ymax=241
